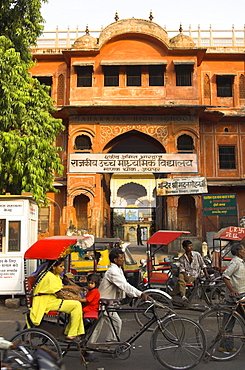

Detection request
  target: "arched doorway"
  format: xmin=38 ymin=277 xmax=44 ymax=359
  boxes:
xmin=177 ymin=195 xmax=196 ymax=235
xmin=73 ymin=194 xmax=90 ymax=232
xmin=106 ymin=129 xmax=166 ymax=241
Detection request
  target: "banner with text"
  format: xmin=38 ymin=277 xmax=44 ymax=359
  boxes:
xmin=69 ymin=153 xmax=197 ymax=173
xmin=157 ymin=177 xmax=207 ymax=196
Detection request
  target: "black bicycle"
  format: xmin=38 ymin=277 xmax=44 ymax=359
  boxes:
xmin=198 ymin=293 xmax=245 ymax=361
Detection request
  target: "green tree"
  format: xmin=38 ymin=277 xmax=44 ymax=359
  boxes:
xmin=0 ymin=36 xmax=64 ymax=204
xmin=0 ymin=0 xmax=47 ymax=62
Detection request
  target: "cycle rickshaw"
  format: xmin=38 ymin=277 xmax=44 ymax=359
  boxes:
xmin=4 ymin=235 xmax=207 ymax=370
xmin=137 ymin=230 xmax=225 ymax=313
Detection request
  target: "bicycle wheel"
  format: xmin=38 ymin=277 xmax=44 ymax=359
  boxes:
xmin=3 ymin=328 xmax=62 ymax=367
xmin=209 ymin=284 xmax=226 ymax=305
xmin=134 ymin=291 xmax=173 ymax=330
xmin=199 ymin=307 xmax=245 ymax=360
xmin=151 ymin=316 xmax=206 ymax=370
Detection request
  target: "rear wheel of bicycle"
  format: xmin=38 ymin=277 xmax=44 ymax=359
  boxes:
xmin=151 ymin=316 xmax=206 ymax=370
xmin=4 ymin=328 xmax=62 ymax=367
xmin=199 ymin=307 xmax=245 ymax=360
xmin=134 ymin=291 xmax=173 ymax=330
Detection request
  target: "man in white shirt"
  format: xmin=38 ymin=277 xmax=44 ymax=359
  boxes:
xmin=219 ymin=242 xmax=245 ymax=352
xmin=90 ymin=248 xmax=148 ymax=343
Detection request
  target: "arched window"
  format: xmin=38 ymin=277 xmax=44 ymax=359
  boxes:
xmin=239 ymin=74 xmax=245 ymax=99
xmin=74 ymin=135 xmax=92 ymax=150
xmin=177 ymin=134 xmax=194 ymax=152
xmin=204 ymin=74 xmax=211 ymax=98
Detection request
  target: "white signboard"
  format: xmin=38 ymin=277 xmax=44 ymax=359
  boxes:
xmin=0 ymin=202 xmax=24 ymax=216
xmin=157 ymin=177 xmax=208 ymax=196
xmin=0 ymin=256 xmax=23 ymax=291
xmin=70 ymin=153 xmax=197 ymax=173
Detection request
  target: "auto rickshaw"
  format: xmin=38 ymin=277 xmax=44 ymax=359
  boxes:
xmin=70 ymin=237 xmax=140 ymax=287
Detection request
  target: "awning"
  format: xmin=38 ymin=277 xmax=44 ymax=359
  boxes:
xmin=33 ymin=73 xmax=53 ymax=77
xmin=173 ymin=60 xmax=195 ymax=65
xmin=147 ymin=230 xmax=190 ymax=245
xmin=72 ymin=61 xmax=95 ymax=66
xmin=100 ymin=60 xmax=168 ymax=66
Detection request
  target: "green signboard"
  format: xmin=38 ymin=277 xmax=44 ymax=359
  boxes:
xmin=202 ymin=194 xmax=237 ymax=216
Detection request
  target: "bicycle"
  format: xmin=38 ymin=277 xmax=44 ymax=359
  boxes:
xmin=198 ymin=293 xmax=245 ymax=361
xmin=177 ymin=275 xmax=226 ymax=310
xmin=80 ymin=298 xmax=206 ymax=369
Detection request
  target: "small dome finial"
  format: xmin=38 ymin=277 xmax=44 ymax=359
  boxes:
xmin=149 ymin=11 xmax=153 ymax=21
xmin=85 ymin=25 xmax=89 ymax=35
xmin=115 ymin=11 xmax=119 ymax=21
xmin=179 ymin=23 xmax=183 ymax=33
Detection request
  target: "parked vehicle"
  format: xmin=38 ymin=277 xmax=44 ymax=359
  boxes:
xmin=70 ymin=237 xmax=140 ymax=287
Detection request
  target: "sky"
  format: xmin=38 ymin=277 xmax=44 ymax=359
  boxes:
xmin=41 ymin=0 xmax=245 ymax=32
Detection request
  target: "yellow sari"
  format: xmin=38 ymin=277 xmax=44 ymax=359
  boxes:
xmin=30 ymin=271 xmax=84 ymax=337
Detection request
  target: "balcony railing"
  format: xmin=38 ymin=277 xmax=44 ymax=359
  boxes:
xmin=32 ymin=25 xmax=245 ymax=53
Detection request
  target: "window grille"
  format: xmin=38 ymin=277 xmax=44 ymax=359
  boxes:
xmin=75 ymin=135 xmax=92 ymax=150
xmin=126 ymin=66 xmax=141 ymax=86
xmin=57 ymin=74 xmax=65 ymax=100
xmin=149 ymin=65 xmax=164 ymax=86
xmin=204 ymin=74 xmax=211 ymax=98
xmin=219 ymin=146 xmax=236 ymax=169
xmin=177 ymin=135 xmax=194 ymax=152
xmin=216 ymin=76 xmax=233 ymax=97
xmin=175 ymin=65 xmax=192 ymax=86
xmin=76 ymin=66 xmax=93 ymax=87
xmin=104 ymin=66 xmax=119 ymax=86
xmin=34 ymin=76 xmax=52 ymax=96
xmin=239 ymin=74 xmax=245 ymax=99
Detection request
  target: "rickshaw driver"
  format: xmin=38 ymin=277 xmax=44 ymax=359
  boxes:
xmin=29 ymin=259 xmax=85 ymax=342
xmin=90 ymin=249 xmax=149 ymax=343
xmin=171 ymin=240 xmax=210 ymax=302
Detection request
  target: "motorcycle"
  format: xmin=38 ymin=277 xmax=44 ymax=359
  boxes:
xmin=0 ymin=336 xmax=65 ymax=370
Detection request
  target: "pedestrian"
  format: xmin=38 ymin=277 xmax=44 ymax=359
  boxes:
xmin=219 ymin=242 xmax=245 ymax=352
xmin=137 ymin=224 xmax=143 ymax=245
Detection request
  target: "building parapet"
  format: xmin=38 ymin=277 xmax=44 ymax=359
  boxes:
xmin=32 ymin=25 xmax=245 ymax=53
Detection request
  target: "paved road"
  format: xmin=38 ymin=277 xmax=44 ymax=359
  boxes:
xmin=1 ymin=302 xmax=245 ymax=370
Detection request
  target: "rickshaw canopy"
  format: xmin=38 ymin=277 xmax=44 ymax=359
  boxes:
xmin=147 ymin=230 xmax=190 ymax=245
xmin=24 ymin=235 xmax=94 ymax=260
xmin=213 ymin=226 xmax=245 ymax=241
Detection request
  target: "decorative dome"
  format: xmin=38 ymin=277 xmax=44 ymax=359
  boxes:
xmin=170 ymin=25 xmax=195 ymax=48
xmin=72 ymin=26 xmax=98 ymax=50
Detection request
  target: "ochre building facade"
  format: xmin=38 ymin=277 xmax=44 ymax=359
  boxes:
xmin=31 ymin=17 xmax=245 ymax=249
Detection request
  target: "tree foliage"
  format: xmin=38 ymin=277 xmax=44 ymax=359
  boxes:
xmin=0 ymin=36 xmax=64 ymax=204
xmin=0 ymin=0 xmax=47 ymax=62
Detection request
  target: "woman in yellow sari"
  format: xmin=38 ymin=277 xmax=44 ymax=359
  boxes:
xmin=30 ymin=259 xmax=84 ymax=341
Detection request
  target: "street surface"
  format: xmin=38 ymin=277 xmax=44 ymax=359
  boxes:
xmin=1 ymin=300 xmax=245 ymax=370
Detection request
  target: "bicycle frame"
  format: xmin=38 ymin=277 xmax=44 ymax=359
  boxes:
xmin=83 ymin=300 xmax=174 ymax=353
